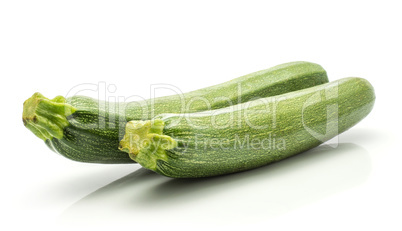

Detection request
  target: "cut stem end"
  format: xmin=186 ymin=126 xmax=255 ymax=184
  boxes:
xmin=22 ymin=92 xmax=76 ymax=141
xmin=119 ymin=119 xmax=177 ymax=171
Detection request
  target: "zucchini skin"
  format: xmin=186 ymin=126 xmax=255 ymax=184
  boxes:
xmin=24 ymin=61 xmax=328 ymax=163
xmin=120 ymin=77 xmax=375 ymax=177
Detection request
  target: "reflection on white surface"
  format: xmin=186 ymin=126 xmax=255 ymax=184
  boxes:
xmin=60 ymin=143 xmax=371 ymax=226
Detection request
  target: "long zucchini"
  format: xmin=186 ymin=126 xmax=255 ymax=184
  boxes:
xmin=119 ymin=77 xmax=375 ymax=177
xmin=23 ymin=61 xmax=328 ymax=163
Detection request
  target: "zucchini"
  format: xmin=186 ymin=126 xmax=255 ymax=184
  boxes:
xmin=119 ymin=77 xmax=375 ymax=177
xmin=22 ymin=61 xmax=328 ymax=163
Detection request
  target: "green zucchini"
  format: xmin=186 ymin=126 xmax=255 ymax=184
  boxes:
xmin=119 ymin=77 xmax=375 ymax=177
xmin=22 ymin=61 xmax=328 ymax=163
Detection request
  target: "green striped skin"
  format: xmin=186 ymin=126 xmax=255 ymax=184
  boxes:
xmin=119 ymin=78 xmax=375 ymax=178
xmin=23 ymin=61 xmax=328 ymax=163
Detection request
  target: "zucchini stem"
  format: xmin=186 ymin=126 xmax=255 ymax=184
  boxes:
xmin=22 ymin=92 xmax=76 ymax=140
xmin=119 ymin=120 xmax=177 ymax=171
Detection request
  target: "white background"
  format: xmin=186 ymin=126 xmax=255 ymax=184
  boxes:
xmin=1 ymin=0 xmax=401 ymax=230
